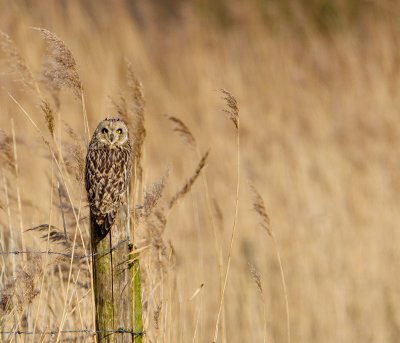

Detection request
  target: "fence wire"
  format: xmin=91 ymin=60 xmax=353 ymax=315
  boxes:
xmin=0 ymin=238 xmax=129 ymax=259
xmin=0 ymin=240 xmax=141 ymax=339
xmin=0 ymin=328 xmax=143 ymax=336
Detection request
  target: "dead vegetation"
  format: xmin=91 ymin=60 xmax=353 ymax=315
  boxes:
xmin=1 ymin=1 xmax=400 ymax=343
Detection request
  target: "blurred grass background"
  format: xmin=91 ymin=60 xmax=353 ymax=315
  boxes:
xmin=1 ymin=0 xmax=400 ymax=342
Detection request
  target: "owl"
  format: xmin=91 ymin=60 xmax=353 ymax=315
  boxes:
xmin=85 ymin=117 xmax=132 ymax=236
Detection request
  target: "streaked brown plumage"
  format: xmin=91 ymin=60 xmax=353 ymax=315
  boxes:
xmin=85 ymin=117 xmax=132 ymax=236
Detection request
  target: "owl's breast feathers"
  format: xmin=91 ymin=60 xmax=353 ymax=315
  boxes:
xmin=85 ymin=141 xmax=132 ymax=235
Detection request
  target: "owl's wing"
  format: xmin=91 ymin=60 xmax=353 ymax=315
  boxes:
xmin=85 ymin=147 xmax=132 ymax=234
xmin=85 ymin=148 xmax=101 ymax=209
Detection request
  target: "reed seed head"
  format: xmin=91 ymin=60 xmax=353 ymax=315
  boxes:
xmin=248 ymin=262 xmax=263 ymax=294
xmin=167 ymin=115 xmax=197 ymax=148
xmin=221 ymin=88 xmax=239 ymax=129
xmin=251 ymin=185 xmax=273 ymax=237
xmin=41 ymin=99 xmax=55 ymax=137
xmin=135 ymin=173 xmax=168 ymax=221
xmin=0 ymin=130 xmax=14 ymax=171
xmin=0 ymin=31 xmax=37 ymax=92
xmin=153 ymin=302 xmax=162 ymax=330
xmin=62 ymin=122 xmax=85 ymax=182
xmin=34 ymin=27 xmax=82 ymax=98
xmin=169 ymin=150 xmax=209 ymax=209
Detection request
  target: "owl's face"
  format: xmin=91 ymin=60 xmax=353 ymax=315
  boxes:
xmin=94 ymin=118 xmax=129 ymax=148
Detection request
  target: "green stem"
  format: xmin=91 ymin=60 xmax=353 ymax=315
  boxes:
xmin=131 ymin=253 xmax=143 ymax=342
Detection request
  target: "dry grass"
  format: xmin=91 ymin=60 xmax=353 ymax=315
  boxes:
xmin=1 ymin=1 xmax=400 ymax=342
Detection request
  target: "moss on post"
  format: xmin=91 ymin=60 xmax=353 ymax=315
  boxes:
xmin=129 ymin=247 xmax=143 ymax=343
xmin=129 ymin=171 xmax=144 ymax=342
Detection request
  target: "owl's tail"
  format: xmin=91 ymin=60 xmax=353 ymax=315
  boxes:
xmin=91 ymin=210 xmax=117 ymax=239
xmin=103 ymin=211 xmax=117 ymax=235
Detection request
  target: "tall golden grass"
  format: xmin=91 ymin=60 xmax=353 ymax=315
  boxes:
xmin=1 ymin=1 xmax=400 ymax=342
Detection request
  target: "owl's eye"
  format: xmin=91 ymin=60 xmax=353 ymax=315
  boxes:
xmin=116 ymin=128 xmax=123 ymax=135
xmin=101 ymin=128 xmax=108 ymax=134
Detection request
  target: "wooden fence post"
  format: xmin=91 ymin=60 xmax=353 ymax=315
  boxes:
xmin=91 ymin=193 xmax=142 ymax=342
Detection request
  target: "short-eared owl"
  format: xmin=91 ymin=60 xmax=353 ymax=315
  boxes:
xmin=85 ymin=117 xmax=132 ymax=236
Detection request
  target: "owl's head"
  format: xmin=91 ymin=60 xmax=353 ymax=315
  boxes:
xmin=94 ymin=117 xmax=129 ymax=147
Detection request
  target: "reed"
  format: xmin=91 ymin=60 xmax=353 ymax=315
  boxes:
xmin=214 ymin=89 xmax=240 ymax=343
xmin=251 ymin=186 xmax=290 ymax=343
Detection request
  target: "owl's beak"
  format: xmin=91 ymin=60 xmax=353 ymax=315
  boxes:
xmin=109 ymin=133 xmax=115 ymax=142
